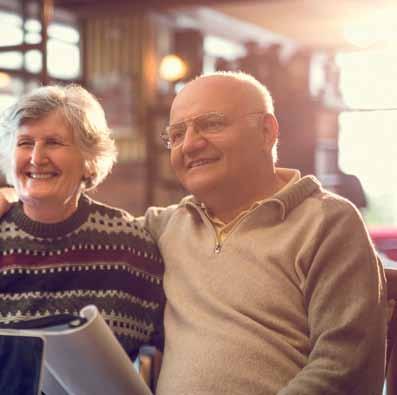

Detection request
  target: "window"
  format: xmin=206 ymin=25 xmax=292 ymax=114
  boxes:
xmin=0 ymin=4 xmax=81 ymax=113
xmin=336 ymin=47 xmax=397 ymax=225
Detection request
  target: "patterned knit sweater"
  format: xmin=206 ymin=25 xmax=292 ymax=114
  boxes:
xmin=0 ymin=194 xmax=165 ymax=361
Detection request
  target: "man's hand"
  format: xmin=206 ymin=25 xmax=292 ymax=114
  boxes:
xmin=0 ymin=187 xmax=17 ymax=216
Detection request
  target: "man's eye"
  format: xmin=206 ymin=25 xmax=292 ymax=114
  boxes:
xmin=169 ymin=128 xmax=185 ymax=143
xmin=198 ymin=116 xmax=225 ymax=131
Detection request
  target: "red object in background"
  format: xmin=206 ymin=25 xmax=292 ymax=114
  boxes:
xmin=369 ymin=227 xmax=397 ymax=261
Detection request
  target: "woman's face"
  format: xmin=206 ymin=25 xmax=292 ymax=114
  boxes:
xmin=12 ymin=110 xmax=88 ymax=222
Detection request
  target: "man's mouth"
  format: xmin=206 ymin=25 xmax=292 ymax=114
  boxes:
xmin=187 ymin=158 xmax=217 ymax=169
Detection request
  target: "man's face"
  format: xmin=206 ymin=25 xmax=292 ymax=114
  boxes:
xmin=169 ymin=76 xmax=272 ymax=203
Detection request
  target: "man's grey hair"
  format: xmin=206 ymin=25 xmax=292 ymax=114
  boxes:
xmin=194 ymin=71 xmax=278 ymax=162
xmin=0 ymin=84 xmax=117 ymax=190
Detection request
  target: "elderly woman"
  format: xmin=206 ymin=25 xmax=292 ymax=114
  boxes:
xmin=0 ymin=85 xmax=164 ymax=361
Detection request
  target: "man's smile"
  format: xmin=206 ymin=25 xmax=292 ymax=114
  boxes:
xmin=186 ymin=158 xmax=218 ymax=169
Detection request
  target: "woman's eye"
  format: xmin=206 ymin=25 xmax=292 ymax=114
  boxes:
xmin=47 ymin=139 xmax=63 ymax=146
xmin=17 ymin=140 xmax=33 ymax=147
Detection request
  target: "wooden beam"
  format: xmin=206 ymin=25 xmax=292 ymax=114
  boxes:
xmin=53 ymin=0 xmax=269 ymax=14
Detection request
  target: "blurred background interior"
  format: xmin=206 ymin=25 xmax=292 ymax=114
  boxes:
xmin=1 ymin=1 xmax=397 ymax=394
xmin=0 ymin=0 xmax=396 ymax=259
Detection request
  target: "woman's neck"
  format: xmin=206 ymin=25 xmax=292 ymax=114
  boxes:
xmin=22 ymin=196 xmax=80 ymax=224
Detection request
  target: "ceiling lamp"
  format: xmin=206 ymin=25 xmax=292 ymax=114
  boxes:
xmin=159 ymin=54 xmax=188 ymax=82
xmin=0 ymin=72 xmax=11 ymax=88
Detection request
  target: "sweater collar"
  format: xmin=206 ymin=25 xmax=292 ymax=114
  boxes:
xmin=268 ymin=174 xmax=321 ymax=220
xmin=181 ymin=169 xmax=321 ymax=221
xmin=7 ymin=194 xmax=91 ymax=239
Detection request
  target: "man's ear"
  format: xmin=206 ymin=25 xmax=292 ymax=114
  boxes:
xmin=262 ymin=114 xmax=279 ymax=153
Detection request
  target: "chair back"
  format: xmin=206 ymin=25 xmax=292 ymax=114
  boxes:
xmin=385 ymin=268 xmax=397 ymax=395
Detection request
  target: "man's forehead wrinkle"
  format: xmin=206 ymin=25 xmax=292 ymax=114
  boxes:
xmin=170 ymin=77 xmax=254 ymax=122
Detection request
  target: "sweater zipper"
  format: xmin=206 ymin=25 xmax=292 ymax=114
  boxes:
xmin=212 ymin=202 xmax=273 ymax=255
xmin=191 ymin=199 xmax=277 ymax=255
xmin=191 ymin=203 xmax=224 ymax=255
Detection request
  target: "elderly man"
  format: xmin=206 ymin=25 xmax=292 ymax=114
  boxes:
xmin=0 ymin=72 xmax=388 ymax=394
xmin=143 ymin=71 xmax=387 ymax=395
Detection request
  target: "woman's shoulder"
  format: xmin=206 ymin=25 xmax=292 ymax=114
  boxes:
xmin=82 ymin=194 xmax=153 ymax=240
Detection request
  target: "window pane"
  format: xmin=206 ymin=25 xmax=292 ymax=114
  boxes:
xmin=0 ymin=11 xmax=21 ymax=27
xmin=337 ymin=45 xmax=397 ymax=226
xmin=0 ymin=52 xmax=23 ymax=69
xmin=339 ymin=110 xmax=397 ymax=225
xmin=48 ymin=23 xmax=80 ymax=44
xmin=0 ymin=11 xmax=22 ymax=46
xmin=336 ymin=48 xmax=397 ymax=109
xmin=48 ymin=40 xmax=80 ymax=79
xmin=25 ymin=32 xmax=41 ymax=45
xmin=25 ymin=50 xmax=42 ymax=73
xmin=0 ymin=25 xmax=23 ymax=46
xmin=25 ymin=19 xmax=41 ymax=33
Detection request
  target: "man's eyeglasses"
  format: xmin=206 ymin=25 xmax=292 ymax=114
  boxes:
xmin=160 ymin=111 xmax=264 ymax=149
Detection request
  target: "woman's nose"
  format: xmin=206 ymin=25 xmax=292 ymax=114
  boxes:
xmin=30 ymin=143 xmax=48 ymax=165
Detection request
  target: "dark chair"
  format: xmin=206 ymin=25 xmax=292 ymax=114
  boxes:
xmin=386 ymin=268 xmax=397 ymax=395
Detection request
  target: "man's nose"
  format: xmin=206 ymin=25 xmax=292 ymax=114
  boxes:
xmin=181 ymin=124 xmax=207 ymax=153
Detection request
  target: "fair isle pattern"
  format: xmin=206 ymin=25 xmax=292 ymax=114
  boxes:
xmin=0 ymin=212 xmax=154 ymax=243
xmin=0 ymin=261 xmax=162 ymax=284
xmin=0 ymin=195 xmax=165 ymax=360
xmin=0 ymin=289 xmax=160 ymax=310
xmin=0 ymin=308 xmax=155 ymax=342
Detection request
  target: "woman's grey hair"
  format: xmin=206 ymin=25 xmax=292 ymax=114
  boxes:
xmin=0 ymin=84 xmax=117 ymax=190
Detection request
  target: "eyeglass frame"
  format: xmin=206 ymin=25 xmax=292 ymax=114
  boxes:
xmin=160 ymin=111 xmax=266 ymax=150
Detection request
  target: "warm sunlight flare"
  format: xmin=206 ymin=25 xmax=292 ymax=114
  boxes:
xmin=336 ymin=45 xmax=397 ymax=225
xmin=343 ymin=7 xmax=397 ymax=48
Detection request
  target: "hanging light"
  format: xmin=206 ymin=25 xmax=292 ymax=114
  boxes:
xmin=159 ymin=54 xmax=188 ymax=82
xmin=0 ymin=72 xmax=11 ymax=88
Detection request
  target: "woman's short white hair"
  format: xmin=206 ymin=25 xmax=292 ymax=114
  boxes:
xmin=0 ymin=84 xmax=117 ymax=190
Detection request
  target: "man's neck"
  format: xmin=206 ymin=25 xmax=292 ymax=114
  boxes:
xmin=200 ymin=171 xmax=287 ymax=224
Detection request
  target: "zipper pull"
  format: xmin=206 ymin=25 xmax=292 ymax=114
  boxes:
xmin=214 ymin=242 xmax=222 ymax=254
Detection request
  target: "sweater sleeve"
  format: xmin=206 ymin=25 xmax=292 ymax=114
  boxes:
xmin=278 ymin=200 xmax=387 ymax=395
xmin=141 ymin=204 xmax=179 ymax=242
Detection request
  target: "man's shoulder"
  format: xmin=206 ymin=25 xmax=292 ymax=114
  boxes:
xmin=294 ymin=187 xmax=369 ymax=242
xmin=281 ymin=176 xmax=364 ymax=228
xmin=143 ymin=196 xmax=194 ymax=240
xmin=311 ymin=186 xmax=362 ymax=217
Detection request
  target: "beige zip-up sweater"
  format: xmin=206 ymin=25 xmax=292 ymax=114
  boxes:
xmin=144 ymin=170 xmax=387 ymax=395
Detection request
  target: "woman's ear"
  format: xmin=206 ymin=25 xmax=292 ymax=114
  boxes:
xmin=82 ymin=162 xmax=94 ymax=189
